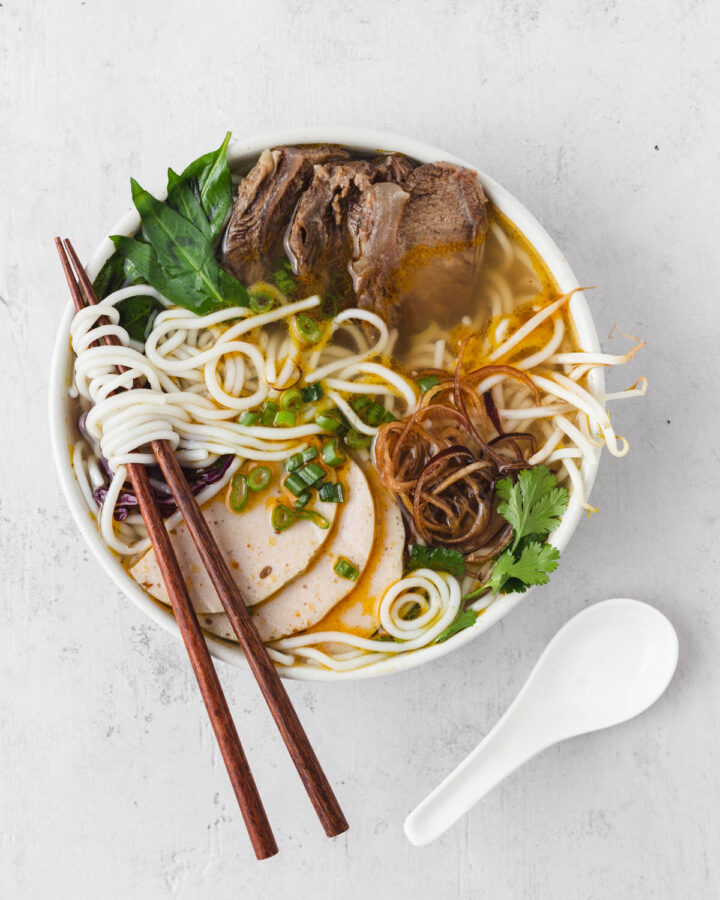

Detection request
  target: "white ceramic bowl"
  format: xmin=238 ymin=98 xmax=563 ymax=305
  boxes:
xmin=49 ymin=128 xmax=604 ymax=682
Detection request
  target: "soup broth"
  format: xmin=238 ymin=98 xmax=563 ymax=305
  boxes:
xmin=65 ymin=139 xmax=643 ymax=672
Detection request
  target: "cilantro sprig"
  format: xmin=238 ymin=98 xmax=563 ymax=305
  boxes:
xmin=487 ymin=540 xmax=561 ymax=594
xmin=435 ymin=609 xmax=478 ymax=643
xmin=496 ymin=466 xmax=569 ymax=552
xmin=406 ymin=545 xmax=466 ymax=578
xmin=489 ymin=465 xmax=569 ymax=595
xmin=405 ymin=466 xmax=569 ymax=641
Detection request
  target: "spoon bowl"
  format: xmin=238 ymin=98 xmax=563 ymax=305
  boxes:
xmin=509 ymin=597 xmax=679 ymax=745
xmin=404 ymin=599 xmax=678 ymax=846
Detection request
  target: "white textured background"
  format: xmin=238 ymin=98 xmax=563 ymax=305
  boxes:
xmin=2 ymin=1 xmax=719 ymax=897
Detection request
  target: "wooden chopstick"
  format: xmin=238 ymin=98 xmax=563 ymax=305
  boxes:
xmin=56 ymin=239 xmax=278 ymax=861
xmin=152 ymin=441 xmax=349 ymax=837
xmin=59 ymin=239 xmax=349 ymax=840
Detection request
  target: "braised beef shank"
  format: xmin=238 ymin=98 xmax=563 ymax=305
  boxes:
xmin=221 ymin=147 xmax=488 ymax=329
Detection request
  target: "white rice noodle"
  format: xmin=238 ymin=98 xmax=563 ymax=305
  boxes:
xmin=305 ymin=309 xmax=389 ymax=382
xmin=489 ymin=219 xmax=514 ymax=274
xmin=269 ymin=570 xmax=462 ymax=669
xmin=69 ymin=291 xmax=417 ymax=556
xmin=72 ymin=441 xmax=99 ymax=511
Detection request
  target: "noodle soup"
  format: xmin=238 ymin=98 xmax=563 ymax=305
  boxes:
xmin=57 ymin=132 xmax=645 ymax=677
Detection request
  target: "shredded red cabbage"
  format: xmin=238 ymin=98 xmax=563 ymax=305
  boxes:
xmin=92 ymin=455 xmax=234 ymax=521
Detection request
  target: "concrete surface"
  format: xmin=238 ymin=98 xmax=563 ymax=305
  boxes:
xmin=1 ymin=1 xmax=719 ymax=897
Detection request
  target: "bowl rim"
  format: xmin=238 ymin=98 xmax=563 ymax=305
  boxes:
xmin=48 ymin=126 xmax=604 ymax=682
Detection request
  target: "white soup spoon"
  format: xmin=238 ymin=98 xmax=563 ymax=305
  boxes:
xmin=404 ymin=598 xmax=678 ymax=846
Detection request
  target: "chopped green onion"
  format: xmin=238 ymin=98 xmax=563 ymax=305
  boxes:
xmin=298 ymin=462 xmax=325 ymax=486
xmin=301 ymin=445 xmax=318 ymax=463
xmin=272 ymin=261 xmax=296 ymax=295
xmin=320 ymin=293 xmax=338 ymax=318
xmin=238 ymin=411 xmax=259 ymax=426
xmin=283 ymin=473 xmax=307 ymax=496
xmin=350 ymin=396 xmax=372 ymax=413
xmin=295 ymin=314 xmax=324 ymax=345
xmin=273 ymin=409 xmax=297 ymax=428
xmin=334 ymin=556 xmax=359 ymax=581
xmin=285 ymin=452 xmax=303 ymax=473
xmin=417 ymin=374 xmax=440 ymax=393
xmin=260 ymin=400 xmax=279 ymax=426
xmin=350 ymin=398 xmax=396 ymax=427
xmin=280 ymin=388 xmax=304 ymax=411
xmin=318 ymin=482 xmax=344 ymax=503
xmin=293 ymin=491 xmax=311 ymax=509
xmin=321 ymin=439 xmax=346 ymax=467
xmin=248 ymin=465 xmax=272 ymax=492
xmin=229 ymin=473 xmax=249 ymax=512
xmin=271 ymin=504 xmax=294 ymax=531
xmin=315 ymin=408 xmax=348 ymax=434
xmin=294 ymin=508 xmax=330 ymax=529
xmin=301 ymin=383 xmax=324 ymax=403
xmin=249 ymin=289 xmax=276 ymax=314
xmin=344 ymin=429 xmax=372 ymax=450
xmin=364 ymin=402 xmax=386 ymax=427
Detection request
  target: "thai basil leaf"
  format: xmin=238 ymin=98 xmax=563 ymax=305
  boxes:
xmin=127 ymin=179 xmax=249 ymax=311
xmin=218 ymin=267 xmax=250 ymax=307
xmin=93 ymin=252 xmax=126 ymax=299
xmin=166 ymin=174 xmax=213 ymax=243
xmin=168 ymin=131 xmax=233 ymax=242
xmin=130 ymin=178 xmax=219 ymax=281
xmin=103 ymin=137 xmax=247 ymax=316
xmin=110 ymin=234 xmax=248 ymax=315
xmin=93 ymin=245 xmax=148 ymax=300
xmin=116 ymin=296 xmax=163 ymax=342
xmin=110 ymin=235 xmax=213 ymax=313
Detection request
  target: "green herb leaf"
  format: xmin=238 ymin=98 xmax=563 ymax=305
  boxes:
xmin=93 ymin=253 xmax=126 ymax=299
xmin=487 ymin=542 xmax=560 ymax=595
xmin=166 ymin=174 xmax=213 ymax=242
xmin=116 ymin=295 xmax=163 ymax=343
xmin=131 ymin=178 xmax=218 ymax=280
xmin=218 ymin=267 xmax=250 ymax=307
xmin=104 ymin=138 xmax=248 ymax=317
xmin=496 ymin=465 xmax=569 ymax=548
xmin=406 ymin=545 xmax=466 ymax=578
xmin=127 ymin=177 xmax=250 ymax=312
xmin=435 ymin=609 xmax=478 ymax=643
xmin=167 ymin=132 xmax=233 ymax=242
xmin=110 ymin=235 xmax=216 ymax=314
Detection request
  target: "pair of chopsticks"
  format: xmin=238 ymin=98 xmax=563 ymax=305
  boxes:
xmin=56 ymin=238 xmax=348 ymax=860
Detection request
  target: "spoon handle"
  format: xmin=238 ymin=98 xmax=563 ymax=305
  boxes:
xmin=404 ymin=701 xmax=549 ymax=846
